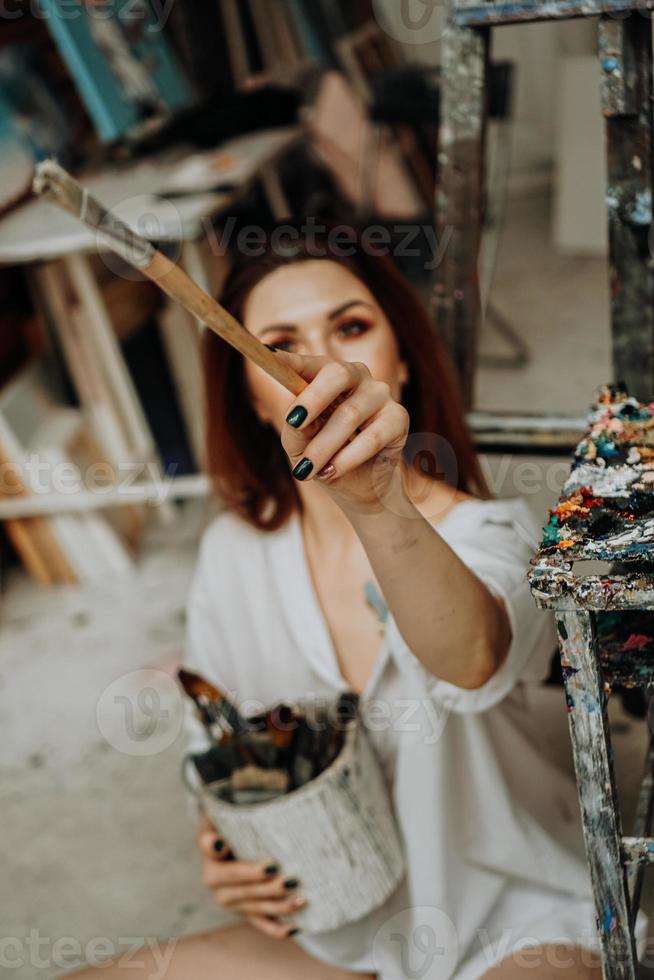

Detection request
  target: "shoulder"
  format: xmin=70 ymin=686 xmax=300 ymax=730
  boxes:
xmin=435 ymin=496 xmax=543 ymax=580
xmin=191 ymin=509 xmax=295 ymax=600
xmin=198 ymin=508 xmax=264 ymax=559
xmin=439 ymin=496 xmax=541 ymax=545
xmin=190 ymin=510 xmax=266 ymax=602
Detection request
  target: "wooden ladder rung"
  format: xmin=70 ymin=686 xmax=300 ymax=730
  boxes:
xmin=624 ymin=743 xmax=654 ymax=921
xmin=453 ymin=0 xmax=654 ymax=27
xmin=468 ymin=410 xmax=584 ymax=452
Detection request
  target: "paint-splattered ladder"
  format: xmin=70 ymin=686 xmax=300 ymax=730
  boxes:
xmin=434 ymin=0 xmax=654 ymax=413
xmin=530 ymin=385 xmax=654 ymax=979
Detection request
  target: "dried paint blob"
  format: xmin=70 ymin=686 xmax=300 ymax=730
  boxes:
xmin=534 ymin=386 xmax=654 ymax=562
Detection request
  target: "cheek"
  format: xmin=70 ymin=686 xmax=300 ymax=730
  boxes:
xmin=244 ymin=363 xmax=293 ymax=432
xmin=363 ymin=332 xmax=406 ymax=397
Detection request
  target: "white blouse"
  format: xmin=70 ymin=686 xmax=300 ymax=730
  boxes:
xmin=183 ymin=496 xmax=611 ymax=979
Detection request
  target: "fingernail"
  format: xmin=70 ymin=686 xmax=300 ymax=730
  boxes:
xmin=284 ymin=877 xmax=299 ymax=890
xmin=265 ymin=863 xmax=279 ymax=876
xmin=292 ymin=458 xmax=313 ymax=481
xmin=214 ymin=839 xmax=225 ymax=853
xmin=292 ymin=896 xmax=306 ymax=908
xmin=286 ymin=405 xmax=308 ymax=428
xmin=317 ymin=463 xmax=336 ymax=480
xmin=288 ymin=928 xmax=301 ymax=937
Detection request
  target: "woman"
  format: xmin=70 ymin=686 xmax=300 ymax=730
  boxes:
xmin=74 ymin=226 xmax=604 ymax=979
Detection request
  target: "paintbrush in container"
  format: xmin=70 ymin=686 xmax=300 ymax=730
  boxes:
xmin=177 ymin=669 xmax=290 ymax=783
xmin=178 ymin=668 xmax=256 ymax=740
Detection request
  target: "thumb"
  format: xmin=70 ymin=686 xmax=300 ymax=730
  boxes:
xmin=267 ymin=348 xmax=329 ymax=388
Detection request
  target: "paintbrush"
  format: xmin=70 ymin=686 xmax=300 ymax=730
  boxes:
xmin=178 ymin=670 xmax=289 ymax=782
xmin=31 ymin=161 xmax=308 ymax=398
xmin=178 ymin=668 xmax=256 ymax=740
xmin=190 ymin=743 xmax=244 ymax=784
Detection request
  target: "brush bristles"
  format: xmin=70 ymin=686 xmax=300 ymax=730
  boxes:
xmin=178 ymin=667 xmax=224 ymax=702
xmin=32 ymin=159 xmax=72 ymax=203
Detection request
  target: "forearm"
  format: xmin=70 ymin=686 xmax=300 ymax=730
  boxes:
xmin=342 ymin=490 xmax=511 ymax=689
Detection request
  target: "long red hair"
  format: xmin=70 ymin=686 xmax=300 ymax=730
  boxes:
xmin=203 ymin=223 xmax=489 ymax=530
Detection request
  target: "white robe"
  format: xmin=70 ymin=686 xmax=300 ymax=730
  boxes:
xmin=183 ymin=496 xmax=629 ymax=978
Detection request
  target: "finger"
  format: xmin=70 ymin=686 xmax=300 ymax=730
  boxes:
xmin=217 ymin=876 xmax=301 ymax=906
xmin=266 ymin=348 xmax=331 ymax=386
xmin=282 ymin=360 xmax=369 ymax=435
xmin=202 ymin=858 xmax=280 ymax=890
xmin=247 ymin=915 xmax=301 ymax=941
xmin=197 ymin=813 xmax=215 ymax=835
xmin=288 ymin=380 xmax=390 ymax=481
xmin=197 ymin=828 xmax=232 ymax=861
xmin=220 ymin=895 xmax=306 ymax=918
xmin=316 ymin=404 xmax=409 ymax=483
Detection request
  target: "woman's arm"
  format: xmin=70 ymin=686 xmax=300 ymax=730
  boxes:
xmin=275 ymin=349 xmax=512 ymax=691
xmin=342 ymin=485 xmax=512 ymax=690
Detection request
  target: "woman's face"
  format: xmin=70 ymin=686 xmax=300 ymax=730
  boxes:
xmin=242 ymin=260 xmax=409 ymax=432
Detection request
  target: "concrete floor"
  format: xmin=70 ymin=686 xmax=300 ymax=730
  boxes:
xmin=1 ymin=192 xmax=652 ymax=978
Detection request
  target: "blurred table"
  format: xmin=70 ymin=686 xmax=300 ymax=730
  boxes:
xmin=0 ymin=127 xmax=302 ymax=512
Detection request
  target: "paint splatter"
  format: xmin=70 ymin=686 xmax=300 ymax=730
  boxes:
xmin=533 ymin=386 xmax=654 ymax=563
xmin=529 ymin=388 xmax=654 ymax=690
xmin=596 ymin=611 xmax=654 ymax=687
xmin=623 ymin=633 xmax=651 ymax=651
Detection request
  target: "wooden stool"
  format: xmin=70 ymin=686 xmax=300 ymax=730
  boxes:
xmin=529 ymin=384 xmax=654 ymax=979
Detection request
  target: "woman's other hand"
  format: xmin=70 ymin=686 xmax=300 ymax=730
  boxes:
xmin=196 ymin=815 xmax=304 ymax=940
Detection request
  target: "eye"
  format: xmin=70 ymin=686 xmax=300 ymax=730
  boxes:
xmin=267 ymin=337 xmax=296 ymax=352
xmin=336 ymin=318 xmax=371 ymax=339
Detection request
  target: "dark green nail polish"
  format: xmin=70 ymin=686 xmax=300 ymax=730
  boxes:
xmin=284 ymin=877 xmax=299 ymax=890
xmin=288 ymin=928 xmax=301 ymax=937
xmin=214 ymin=839 xmax=224 ymax=853
xmin=292 ymin=458 xmax=313 ymax=481
xmin=286 ymin=405 xmax=308 ymax=428
xmin=265 ymin=863 xmax=279 ymax=876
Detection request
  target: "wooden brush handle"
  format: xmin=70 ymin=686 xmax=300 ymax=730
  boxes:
xmin=32 ymin=161 xmax=308 ymax=398
xmin=145 ymin=251 xmax=308 ymax=395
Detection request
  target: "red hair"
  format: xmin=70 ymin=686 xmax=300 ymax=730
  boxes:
xmin=203 ymin=223 xmax=489 ymax=530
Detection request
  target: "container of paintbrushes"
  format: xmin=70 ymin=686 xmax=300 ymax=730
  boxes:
xmin=178 ymin=670 xmax=405 ymax=934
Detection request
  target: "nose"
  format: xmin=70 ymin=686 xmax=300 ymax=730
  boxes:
xmin=302 ymin=327 xmax=332 ymax=360
xmin=306 ymin=340 xmax=330 ymax=358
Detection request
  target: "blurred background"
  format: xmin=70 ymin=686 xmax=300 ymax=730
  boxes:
xmin=0 ymin=1 xmax=646 ymax=977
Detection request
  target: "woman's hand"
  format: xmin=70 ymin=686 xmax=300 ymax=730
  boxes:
xmin=196 ymin=816 xmax=305 ymax=940
xmin=275 ymin=350 xmax=410 ymax=514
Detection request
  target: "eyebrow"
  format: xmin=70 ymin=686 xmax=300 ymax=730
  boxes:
xmin=327 ymin=299 xmax=374 ymax=321
xmin=256 ymin=300 xmax=375 ymax=336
